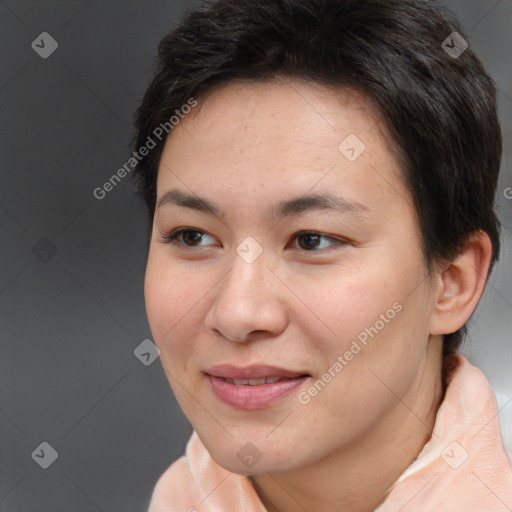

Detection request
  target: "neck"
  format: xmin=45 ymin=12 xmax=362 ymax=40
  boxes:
xmin=250 ymin=338 xmax=444 ymax=512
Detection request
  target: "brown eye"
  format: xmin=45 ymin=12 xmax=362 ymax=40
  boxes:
xmin=180 ymin=229 xmax=204 ymax=246
xmin=290 ymin=231 xmax=347 ymax=251
xmin=297 ymin=233 xmax=322 ymax=250
xmin=163 ymin=228 xmax=216 ymax=247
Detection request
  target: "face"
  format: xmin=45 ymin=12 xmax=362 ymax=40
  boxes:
xmin=144 ymin=78 xmax=436 ymax=475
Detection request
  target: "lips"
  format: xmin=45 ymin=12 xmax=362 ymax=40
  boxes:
xmin=205 ymin=364 xmax=309 ymax=380
xmin=205 ymin=364 xmax=311 ymax=409
xmin=223 ymin=376 xmax=288 ymax=385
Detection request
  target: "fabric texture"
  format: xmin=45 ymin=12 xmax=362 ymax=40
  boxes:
xmin=147 ymin=354 xmax=512 ymax=511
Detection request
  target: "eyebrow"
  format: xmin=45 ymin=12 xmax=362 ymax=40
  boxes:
xmin=156 ymin=189 xmax=370 ymax=219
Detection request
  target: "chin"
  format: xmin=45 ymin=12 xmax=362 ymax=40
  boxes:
xmin=192 ymin=419 xmax=310 ymax=474
xmin=203 ymin=436 xmax=303 ymax=476
xmin=212 ymin=453 xmax=291 ymax=476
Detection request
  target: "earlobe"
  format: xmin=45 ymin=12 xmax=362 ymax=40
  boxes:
xmin=429 ymin=230 xmax=493 ymax=336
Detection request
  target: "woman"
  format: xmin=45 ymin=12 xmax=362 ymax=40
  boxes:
xmin=132 ymin=0 xmax=512 ymax=510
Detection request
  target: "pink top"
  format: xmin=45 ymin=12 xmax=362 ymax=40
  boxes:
xmin=147 ymin=354 xmax=512 ymax=511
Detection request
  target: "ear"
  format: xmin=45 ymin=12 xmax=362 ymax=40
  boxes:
xmin=429 ymin=230 xmax=493 ymax=336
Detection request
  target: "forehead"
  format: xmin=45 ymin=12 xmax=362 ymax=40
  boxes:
xmin=172 ymin=78 xmax=383 ymax=151
xmin=156 ymin=78 xmax=412 ymax=221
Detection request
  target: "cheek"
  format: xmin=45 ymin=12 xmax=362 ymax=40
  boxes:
xmin=292 ymin=256 xmax=430 ymax=384
xmin=144 ymin=254 xmax=201 ymax=351
xmin=316 ymin=274 xmax=430 ymax=410
xmin=144 ymin=260 xmax=171 ymax=338
xmin=287 ymin=265 xmax=396 ymax=354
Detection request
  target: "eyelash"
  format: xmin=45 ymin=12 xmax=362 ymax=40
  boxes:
xmin=160 ymin=227 xmax=349 ymax=253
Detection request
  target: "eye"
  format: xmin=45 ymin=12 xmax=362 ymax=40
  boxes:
xmin=161 ymin=227 xmax=348 ymax=252
xmin=289 ymin=230 xmax=348 ymax=251
xmin=161 ymin=227 xmax=217 ymax=247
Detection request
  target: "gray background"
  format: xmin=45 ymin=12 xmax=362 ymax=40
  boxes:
xmin=0 ymin=1 xmax=510 ymax=510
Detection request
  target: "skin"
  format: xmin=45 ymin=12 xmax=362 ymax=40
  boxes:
xmin=144 ymin=77 xmax=492 ymax=512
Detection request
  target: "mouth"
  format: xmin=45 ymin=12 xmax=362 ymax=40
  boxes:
xmin=205 ymin=363 xmax=310 ymax=380
xmin=219 ymin=376 xmax=308 ymax=385
xmin=205 ymin=364 xmax=311 ymax=410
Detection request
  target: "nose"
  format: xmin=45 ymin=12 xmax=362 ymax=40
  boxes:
xmin=204 ymin=250 xmax=288 ymax=344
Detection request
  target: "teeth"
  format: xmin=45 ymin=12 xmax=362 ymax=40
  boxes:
xmin=233 ymin=378 xmax=250 ymax=385
xmin=248 ymin=378 xmax=266 ymax=385
xmin=223 ymin=377 xmax=290 ymax=385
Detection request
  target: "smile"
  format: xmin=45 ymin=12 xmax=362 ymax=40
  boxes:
xmin=205 ymin=365 xmax=311 ymax=410
xmin=221 ymin=376 xmax=296 ymax=385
